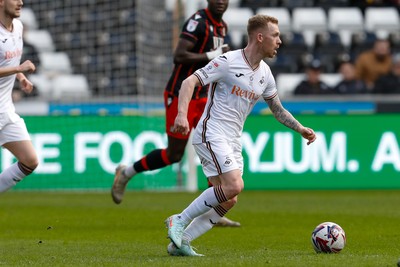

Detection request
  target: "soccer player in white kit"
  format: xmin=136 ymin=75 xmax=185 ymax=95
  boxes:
xmin=165 ymin=14 xmax=317 ymax=256
xmin=0 ymin=0 xmax=38 ymax=193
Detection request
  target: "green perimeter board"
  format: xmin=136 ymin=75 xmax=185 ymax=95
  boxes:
xmin=9 ymin=115 xmax=178 ymax=190
xmin=3 ymin=114 xmax=400 ymax=190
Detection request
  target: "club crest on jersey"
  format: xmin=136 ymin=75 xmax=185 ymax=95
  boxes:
xmin=187 ymin=19 xmax=199 ymax=32
xmin=259 ymin=76 xmax=265 ymax=86
xmin=223 ymin=156 xmax=233 ymax=167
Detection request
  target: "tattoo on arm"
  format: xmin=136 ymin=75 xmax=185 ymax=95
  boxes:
xmin=266 ymin=96 xmax=302 ymax=132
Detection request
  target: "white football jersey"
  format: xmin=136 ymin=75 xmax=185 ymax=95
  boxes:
xmin=0 ymin=19 xmax=23 ymax=113
xmin=193 ymin=49 xmax=277 ymax=144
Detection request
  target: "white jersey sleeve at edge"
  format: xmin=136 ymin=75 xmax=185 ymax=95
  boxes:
xmin=194 ymin=54 xmax=229 ymax=86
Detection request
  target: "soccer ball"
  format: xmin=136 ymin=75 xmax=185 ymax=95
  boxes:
xmin=311 ymin=222 xmax=346 ymax=253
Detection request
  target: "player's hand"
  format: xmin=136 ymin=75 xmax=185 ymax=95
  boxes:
xmin=301 ymin=127 xmax=316 ymax=145
xmin=222 ymin=44 xmax=230 ymax=53
xmin=172 ymin=113 xmax=190 ymax=135
xmin=206 ymin=44 xmax=229 ymax=60
xmin=20 ymin=77 xmax=34 ymax=94
xmin=18 ymin=60 xmax=36 ymax=74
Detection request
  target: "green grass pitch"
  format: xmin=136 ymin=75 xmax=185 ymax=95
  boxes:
xmin=1 ymin=190 xmax=400 ymax=266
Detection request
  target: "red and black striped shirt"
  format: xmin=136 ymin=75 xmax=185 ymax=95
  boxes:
xmin=165 ymin=8 xmax=228 ymax=99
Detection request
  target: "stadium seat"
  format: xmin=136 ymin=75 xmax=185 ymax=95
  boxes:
xmin=240 ymin=0 xmax=279 ymax=12
xmin=19 ymin=7 xmax=39 ymax=29
xmin=266 ymin=54 xmax=298 ymax=76
xmin=28 ymin=74 xmax=52 ymax=98
xmin=364 ymin=7 xmax=400 ymax=39
xmin=228 ymin=0 xmax=241 ymax=8
xmin=320 ymin=73 xmax=342 ymax=88
xmin=24 ymin=30 xmax=55 ymax=52
xmin=38 ymin=52 xmax=73 ymax=75
xmin=316 ymin=0 xmax=349 ymax=10
xmin=223 ymin=7 xmax=254 ymax=49
xmin=291 ymin=7 xmax=328 ymax=47
xmin=280 ymin=0 xmax=314 ymax=9
xmin=256 ymin=8 xmax=291 ymax=34
xmin=314 ymin=31 xmax=346 ymax=72
xmin=328 ymin=7 xmax=364 ymax=48
xmin=350 ymin=31 xmax=377 ymax=58
xmin=51 ymin=74 xmax=91 ymax=100
xmin=278 ymin=32 xmax=310 ymax=71
xmin=276 ymin=73 xmax=305 ymax=98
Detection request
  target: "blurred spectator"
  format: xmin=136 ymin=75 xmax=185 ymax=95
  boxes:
xmin=354 ymin=38 xmax=392 ymax=91
xmin=334 ymin=61 xmax=368 ymax=94
xmin=294 ymin=59 xmax=335 ymax=95
xmin=373 ymin=53 xmax=400 ymax=94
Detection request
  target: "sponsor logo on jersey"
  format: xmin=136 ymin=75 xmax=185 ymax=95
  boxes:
xmin=235 ymin=73 xmax=244 ymax=78
xmin=199 ymin=68 xmax=209 ymax=79
xmin=5 ymin=48 xmax=22 ymax=60
xmin=231 ymin=85 xmax=260 ymax=101
xmin=186 ymin=19 xmax=199 ymax=32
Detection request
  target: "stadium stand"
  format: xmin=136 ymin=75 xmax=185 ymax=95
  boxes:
xmin=19 ymin=0 xmax=400 ymax=99
xmin=24 ymin=30 xmax=55 ymax=52
xmin=223 ymin=7 xmax=254 ymax=49
xmin=328 ymin=7 xmax=365 ymax=48
xmin=292 ymin=7 xmax=328 ymax=47
xmin=364 ymin=7 xmax=400 ymax=39
xmin=256 ymin=7 xmax=292 ymax=34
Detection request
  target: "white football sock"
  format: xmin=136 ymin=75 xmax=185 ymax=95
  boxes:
xmin=179 ymin=186 xmax=227 ymax=222
xmin=182 ymin=208 xmax=223 ymax=242
xmin=0 ymin=162 xmax=27 ymax=192
xmin=123 ymin=165 xmax=136 ymax=178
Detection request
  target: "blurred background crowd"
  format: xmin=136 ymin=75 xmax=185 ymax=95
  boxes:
xmin=13 ymin=0 xmax=400 ymax=102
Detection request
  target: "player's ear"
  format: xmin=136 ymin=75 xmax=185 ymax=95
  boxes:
xmin=257 ymin=32 xmax=263 ymax=43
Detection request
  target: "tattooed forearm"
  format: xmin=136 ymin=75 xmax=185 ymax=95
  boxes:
xmin=265 ymin=96 xmax=302 ymax=132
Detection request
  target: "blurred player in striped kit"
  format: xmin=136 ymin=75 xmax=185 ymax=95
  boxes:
xmin=112 ymin=0 xmax=240 ymax=227
xmin=0 ymin=0 xmax=38 ymax=193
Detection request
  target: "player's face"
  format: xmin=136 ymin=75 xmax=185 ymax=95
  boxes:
xmin=208 ymin=0 xmax=229 ymax=16
xmin=261 ymin=22 xmax=281 ymax=58
xmin=1 ymin=0 xmax=23 ymax=18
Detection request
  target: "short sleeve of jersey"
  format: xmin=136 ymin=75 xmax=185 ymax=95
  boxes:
xmin=180 ymin=15 xmax=205 ymax=44
xmin=194 ymin=55 xmax=228 ymax=86
xmin=262 ymin=65 xmax=278 ymax=100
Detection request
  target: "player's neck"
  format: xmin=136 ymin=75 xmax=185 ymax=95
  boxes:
xmin=243 ymin=47 xmax=261 ymax=70
xmin=207 ymin=9 xmax=223 ymax=23
xmin=0 ymin=16 xmax=13 ymax=32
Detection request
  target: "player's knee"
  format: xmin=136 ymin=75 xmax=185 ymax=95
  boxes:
xmin=232 ymin=182 xmax=244 ymax=196
xmin=224 ymin=180 xmax=243 ymax=198
xmin=166 ymin=151 xmax=184 ymax=163
xmin=23 ymin=156 xmax=39 ymax=171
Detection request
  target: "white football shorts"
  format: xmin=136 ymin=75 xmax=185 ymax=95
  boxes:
xmin=193 ymin=138 xmax=243 ymax=178
xmin=0 ymin=111 xmax=31 ymax=146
